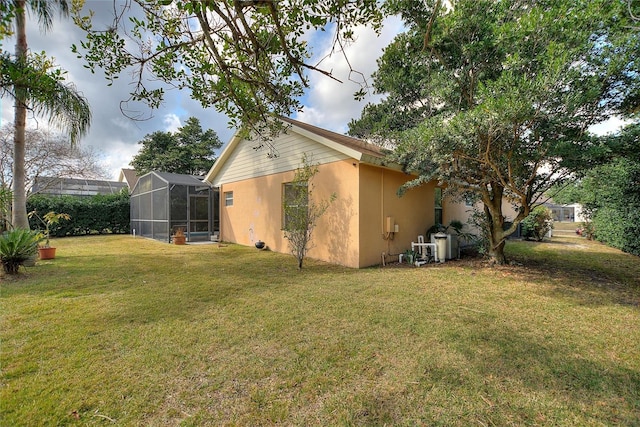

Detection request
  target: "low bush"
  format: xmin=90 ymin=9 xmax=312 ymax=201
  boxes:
xmin=521 ymin=206 xmax=554 ymax=241
xmin=0 ymin=228 xmax=40 ymax=274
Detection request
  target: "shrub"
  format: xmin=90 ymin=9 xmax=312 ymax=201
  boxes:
xmin=467 ymin=208 xmax=491 ymax=255
xmin=521 ymin=206 xmax=554 ymax=241
xmin=27 ymin=191 xmax=130 ymax=237
xmin=593 ymin=208 xmax=640 ymax=256
xmin=282 ymin=155 xmax=335 ymax=270
xmin=0 ymin=228 xmax=41 ymax=274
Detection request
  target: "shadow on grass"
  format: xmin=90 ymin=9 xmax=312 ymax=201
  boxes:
xmin=415 ymin=318 xmax=640 ymax=425
xmin=505 ymin=239 xmax=640 ymax=308
xmin=305 ymin=294 xmax=640 ymax=425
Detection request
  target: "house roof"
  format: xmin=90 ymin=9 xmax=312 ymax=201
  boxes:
xmin=118 ymin=168 xmax=139 ymax=189
xmin=279 ymin=117 xmax=389 ymax=160
xmin=204 ymin=117 xmax=399 ymax=185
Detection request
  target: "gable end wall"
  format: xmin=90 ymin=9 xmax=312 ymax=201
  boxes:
xmin=212 ymin=131 xmax=351 ymax=186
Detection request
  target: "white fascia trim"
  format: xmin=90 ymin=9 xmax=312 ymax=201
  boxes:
xmin=288 ymin=124 xmax=364 ymax=161
xmin=203 ymin=133 xmax=243 ymax=185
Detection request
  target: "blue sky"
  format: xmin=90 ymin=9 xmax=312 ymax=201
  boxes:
xmin=0 ymin=1 xmax=402 ymax=180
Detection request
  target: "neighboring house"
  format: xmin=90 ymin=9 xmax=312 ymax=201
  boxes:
xmin=544 ymin=202 xmax=585 ymax=223
xmin=29 ymin=176 xmax=128 ymax=197
xmin=204 ymin=117 xmax=471 ymax=268
xmin=446 ymin=195 xmax=522 ymax=239
xmin=118 ymin=168 xmax=140 ymax=191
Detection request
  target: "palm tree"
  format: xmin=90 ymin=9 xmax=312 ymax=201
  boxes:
xmin=4 ymin=0 xmax=91 ymax=228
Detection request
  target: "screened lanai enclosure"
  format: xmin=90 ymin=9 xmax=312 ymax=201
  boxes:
xmin=130 ymin=171 xmax=219 ymax=243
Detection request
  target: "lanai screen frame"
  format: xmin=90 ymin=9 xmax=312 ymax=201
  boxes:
xmin=130 ymin=171 xmax=216 ymax=243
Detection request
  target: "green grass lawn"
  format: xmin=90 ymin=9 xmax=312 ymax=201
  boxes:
xmin=1 ymin=234 xmax=639 ymax=426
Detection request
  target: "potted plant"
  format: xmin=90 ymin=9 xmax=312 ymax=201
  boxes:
xmin=0 ymin=228 xmax=41 ymax=274
xmin=29 ymin=210 xmax=71 ymax=260
xmin=172 ymin=228 xmax=186 ymax=245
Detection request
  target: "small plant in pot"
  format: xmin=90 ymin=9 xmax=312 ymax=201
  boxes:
xmin=29 ymin=210 xmax=71 ymax=260
xmin=173 ymin=228 xmax=186 ymax=245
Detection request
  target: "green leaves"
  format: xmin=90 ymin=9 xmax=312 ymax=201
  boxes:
xmin=27 ymin=192 xmax=131 ymax=237
xmin=556 ymin=123 xmax=640 ymax=255
xmin=1 ymin=50 xmax=91 ymax=144
xmin=282 ymin=154 xmax=335 ymax=269
xmin=71 ymin=0 xmax=382 ymax=131
xmin=0 ymin=228 xmax=40 ymax=274
xmin=521 ymin=206 xmax=554 ymax=242
xmin=351 ymin=0 xmax=639 ymax=263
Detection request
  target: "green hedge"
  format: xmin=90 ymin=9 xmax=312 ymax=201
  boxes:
xmin=588 ymin=158 xmax=640 ymax=256
xmin=27 ymin=192 xmax=130 ymax=237
xmin=593 ymin=207 xmax=640 ymax=256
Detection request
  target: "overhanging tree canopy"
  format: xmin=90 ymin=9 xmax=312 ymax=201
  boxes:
xmin=71 ymin=0 xmax=383 ymax=135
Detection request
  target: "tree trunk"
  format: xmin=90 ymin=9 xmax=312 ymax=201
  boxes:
xmin=487 ymin=233 xmax=507 ymax=265
xmin=483 ymin=185 xmax=508 ymax=265
xmin=12 ymin=0 xmax=29 ymax=229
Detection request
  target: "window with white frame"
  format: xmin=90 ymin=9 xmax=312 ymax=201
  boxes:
xmin=224 ymin=191 xmax=233 ymax=207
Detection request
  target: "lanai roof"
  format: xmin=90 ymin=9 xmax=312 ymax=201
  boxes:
xmin=152 ymin=171 xmax=207 ymax=186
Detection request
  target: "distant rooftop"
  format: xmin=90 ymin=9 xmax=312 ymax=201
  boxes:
xmin=30 ymin=177 xmax=128 ymax=197
xmin=118 ymin=168 xmax=140 ymax=190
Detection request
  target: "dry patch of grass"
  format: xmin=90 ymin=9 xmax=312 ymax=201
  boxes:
xmin=1 ymin=235 xmax=639 ymax=425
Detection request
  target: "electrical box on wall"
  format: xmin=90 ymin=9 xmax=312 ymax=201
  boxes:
xmin=386 ymin=216 xmax=395 ymax=233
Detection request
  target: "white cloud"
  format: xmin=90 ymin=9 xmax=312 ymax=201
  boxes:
xmin=99 ymin=140 xmax=143 ymax=180
xmin=294 ymin=16 xmax=404 ymax=133
xmin=589 ymin=116 xmax=634 ymax=136
xmin=162 ymin=114 xmax=182 ymax=133
xmin=0 ymin=1 xmax=238 ymax=181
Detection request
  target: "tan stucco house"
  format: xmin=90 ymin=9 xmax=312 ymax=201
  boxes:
xmin=204 ymin=117 xmax=474 ymax=268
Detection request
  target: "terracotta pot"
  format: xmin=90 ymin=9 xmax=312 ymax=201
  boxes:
xmin=38 ymin=247 xmax=56 ymax=260
xmin=173 ymin=235 xmax=186 ymax=245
